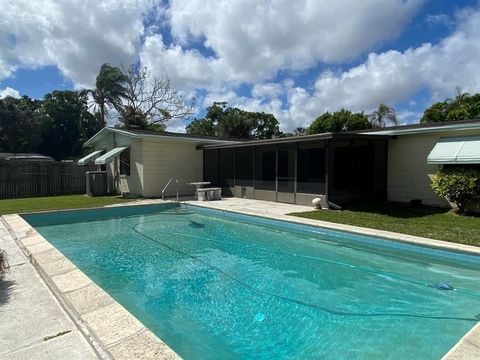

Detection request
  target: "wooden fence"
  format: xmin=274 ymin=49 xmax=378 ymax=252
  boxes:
xmin=0 ymin=161 xmax=96 ymax=199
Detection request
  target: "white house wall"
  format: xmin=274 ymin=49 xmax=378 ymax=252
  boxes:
xmin=387 ymin=128 xmax=480 ymax=207
xmin=93 ymin=132 xmax=144 ymax=196
xmin=142 ymin=139 xmax=203 ymax=197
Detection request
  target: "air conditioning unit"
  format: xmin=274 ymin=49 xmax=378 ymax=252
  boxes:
xmin=86 ymin=171 xmax=107 ymax=196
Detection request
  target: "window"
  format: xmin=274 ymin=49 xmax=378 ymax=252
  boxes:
xmin=297 ymin=141 xmax=325 ymax=194
xmin=352 ymin=140 xmax=375 ymax=191
xmin=219 ymin=148 xmax=235 ymax=194
xmin=235 ymin=147 xmax=254 ymax=186
xmin=119 ymin=148 xmax=130 ymax=176
xmin=277 ymin=144 xmax=295 ymax=193
xmin=333 ymin=140 xmax=351 ymax=194
xmin=204 ymin=149 xmax=219 ymax=185
xmin=255 ymin=145 xmax=276 ymax=190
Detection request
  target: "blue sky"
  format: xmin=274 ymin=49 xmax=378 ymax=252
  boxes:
xmin=1 ymin=0 xmax=479 ymax=132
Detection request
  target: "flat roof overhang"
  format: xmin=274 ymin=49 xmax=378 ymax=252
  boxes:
xmin=200 ymin=133 xmax=393 ymax=150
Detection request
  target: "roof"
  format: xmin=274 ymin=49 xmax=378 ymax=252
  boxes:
xmin=84 ymin=127 xmax=242 ymax=147
xmin=0 ymin=153 xmax=54 ymax=161
xmin=359 ymin=118 xmax=480 ymax=136
xmin=202 ymin=132 xmax=391 ymax=150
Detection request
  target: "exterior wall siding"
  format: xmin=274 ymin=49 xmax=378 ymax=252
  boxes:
xmin=387 ymin=129 xmax=480 ymax=207
xmin=142 ymin=140 xmax=203 ymax=197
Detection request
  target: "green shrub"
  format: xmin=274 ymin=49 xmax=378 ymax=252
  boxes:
xmin=0 ymin=249 xmax=9 ymax=280
xmin=431 ymin=167 xmax=480 ymax=213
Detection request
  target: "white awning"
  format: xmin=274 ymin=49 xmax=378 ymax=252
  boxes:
xmin=77 ymin=149 xmax=104 ymax=165
xmin=427 ymin=136 xmax=480 ymax=164
xmin=94 ymin=147 xmax=127 ymax=165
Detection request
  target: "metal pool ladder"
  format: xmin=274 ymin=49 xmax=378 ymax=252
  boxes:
xmin=162 ymin=178 xmax=179 ymax=202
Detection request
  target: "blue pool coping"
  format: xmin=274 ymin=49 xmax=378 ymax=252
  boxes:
xmin=21 ymin=202 xmax=480 ymax=267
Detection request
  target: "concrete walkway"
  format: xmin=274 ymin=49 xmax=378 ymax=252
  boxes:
xmin=0 ymin=222 xmax=98 ymax=359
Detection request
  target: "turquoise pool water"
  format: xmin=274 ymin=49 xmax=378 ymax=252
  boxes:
xmin=24 ymin=204 xmax=480 ymax=359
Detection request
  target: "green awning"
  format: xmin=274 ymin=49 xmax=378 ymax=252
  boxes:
xmin=94 ymin=147 xmax=127 ymax=165
xmin=427 ymin=136 xmax=480 ymax=164
xmin=77 ymin=149 xmax=104 ymax=165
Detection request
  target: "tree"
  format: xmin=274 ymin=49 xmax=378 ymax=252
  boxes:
xmin=117 ymin=105 xmax=166 ymax=132
xmin=91 ymin=64 xmax=127 ymax=128
xmin=294 ymin=127 xmax=306 ymax=136
xmin=421 ymin=89 xmax=480 ymax=123
xmin=186 ymin=102 xmax=282 ymax=139
xmin=431 ymin=167 xmax=480 ymax=214
xmin=368 ymin=103 xmax=398 ymax=127
xmin=39 ymin=90 xmax=96 ymax=159
xmin=185 ymin=118 xmax=216 ymax=137
xmin=306 ymin=109 xmax=371 ymax=134
xmin=0 ymin=96 xmax=44 ymax=153
xmin=122 ymin=64 xmax=195 ymax=127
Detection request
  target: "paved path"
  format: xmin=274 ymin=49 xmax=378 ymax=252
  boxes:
xmin=0 ymin=222 xmax=98 ymax=360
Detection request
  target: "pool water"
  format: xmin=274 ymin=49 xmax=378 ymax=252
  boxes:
xmin=24 ymin=204 xmax=480 ymax=359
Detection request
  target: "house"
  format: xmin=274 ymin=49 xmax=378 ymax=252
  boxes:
xmin=78 ymin=127 xmax=237 ymax=197
xmin=202 ymin=119 xmax=480 ymax=208
xmin=81 ymin=120 xmax=480 ymax=209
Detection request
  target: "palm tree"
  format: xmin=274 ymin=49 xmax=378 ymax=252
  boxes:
xmin=368 ymin=103 xmax=398 ymax=127
xmin=91 ymin=64 xmax=127 ymax=128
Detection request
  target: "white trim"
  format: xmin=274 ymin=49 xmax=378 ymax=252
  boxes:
xmin=364 ymin=122 xmax=480 ymax=136
xmin=84 ymin=127 xmax=238 ymax=147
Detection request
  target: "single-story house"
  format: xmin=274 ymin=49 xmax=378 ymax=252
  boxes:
xmin=81 ymin=120 xmax=480 ymax=209
xmin=79 ymin=128 xmax=237 ymax=197
xmin=202 ymin=119 xmax=480 ymax=208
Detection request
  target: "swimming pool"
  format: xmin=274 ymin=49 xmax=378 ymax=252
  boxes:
xmin=23 ymin=204 xmax=480 ymax=359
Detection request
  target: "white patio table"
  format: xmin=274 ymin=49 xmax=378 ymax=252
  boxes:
xmin=189 ymin=181 xmax=211 ymax=199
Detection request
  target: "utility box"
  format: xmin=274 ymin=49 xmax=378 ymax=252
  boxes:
xmin=86 ymin=171 xmax=107 ymax=196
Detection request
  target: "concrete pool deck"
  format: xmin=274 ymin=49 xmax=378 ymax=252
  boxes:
xmin=0 ymin=197 xmax=479 ymax=359
xmin=0 ymin=222 xmax=98 ymax=359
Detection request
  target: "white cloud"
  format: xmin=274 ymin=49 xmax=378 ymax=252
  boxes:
xmin=140 ymin=34 xmax=232 ymax=90
xmin=0 ymin=0 xmax=157 ymax=86
xmin=167 ymin=0 xmax=424 ymax=82
xmin=426 ymin=13 xmax=454 ymax=28
xmin=0 ymin=87 xmax=21 ymax=98
xmin=216 ymin=8 xmax=480 ymax=131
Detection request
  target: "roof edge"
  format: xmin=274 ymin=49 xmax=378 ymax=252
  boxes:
xmin=83 ymin=127 xmax=239 ymax=147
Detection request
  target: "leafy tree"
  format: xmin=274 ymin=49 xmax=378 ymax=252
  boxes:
xmin=91 ymin=63 xmax=127 ymax=128
xmin=122 ymin=64 xmax=195 ymax=127
xmin=39 ymin=90 xmax=96 ymax=159
xmin=0 ymin=96 xmax=44 ymax=153
xmin=306 ymin=109 xmax=371 ymax=134
xmin=421 ymin=89 xmax=480 ymax=123
xmin=185 ymin=118 xmax=216 ymax=137
xmin=368 ymin=103 xmax=398 ymax=127
xmin=279 ymin=127 xmax=306 ymax=138
xmin=186 ymin=102 xmax=281 ymax=139
xmin=117 ymin=105 xmax=166 ymax=132
xmin=431 ymin=167 xmax=480 ymax=214
xmin=294 ymin=127 xmax=306 ymax=136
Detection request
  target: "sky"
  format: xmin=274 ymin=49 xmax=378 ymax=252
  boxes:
xmin=1 ymin=0 xmax=479 ymax=132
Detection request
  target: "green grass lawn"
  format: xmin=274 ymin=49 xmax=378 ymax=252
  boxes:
xmin=0 ymin=195 xmax=134 ymax=215
xmin=290 ymin=202 xmax=480 ymax=246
